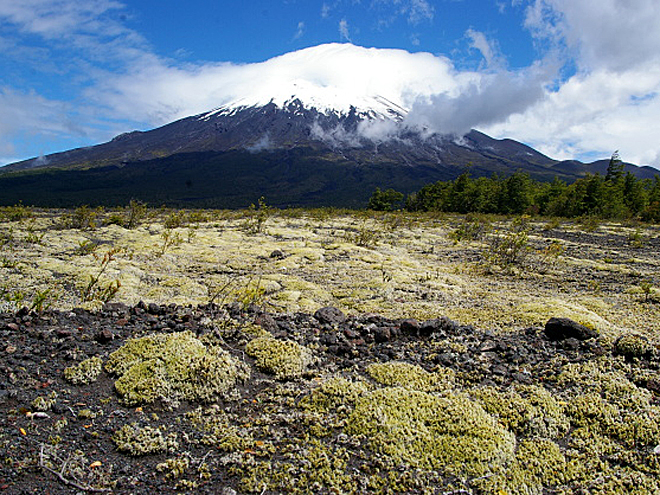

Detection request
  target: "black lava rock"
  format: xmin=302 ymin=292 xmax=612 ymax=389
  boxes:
xmin=314 ymin=307 xmax=347 ymax=325
xmin=544 ymin=317 xmax=598 ymax=341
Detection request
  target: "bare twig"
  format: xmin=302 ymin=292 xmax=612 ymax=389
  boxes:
xmin=38 ymin=444 xmax=111 ymax=493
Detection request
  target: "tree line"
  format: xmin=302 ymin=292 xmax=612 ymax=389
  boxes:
xmin=368 ymin=153 xmax=660 ymax=222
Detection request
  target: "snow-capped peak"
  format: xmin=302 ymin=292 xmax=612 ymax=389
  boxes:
xmin=197 ymin=43 xmax=414 ymax=122
xmin=199 ymin=88 xmax=408 ymax=122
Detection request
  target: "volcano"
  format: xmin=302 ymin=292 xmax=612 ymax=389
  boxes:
xmin=1 ymin=44 xmax=657 ymax=208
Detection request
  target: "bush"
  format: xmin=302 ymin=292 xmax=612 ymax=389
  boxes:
xmin=484 ymin=216 xmax=531 ymax=270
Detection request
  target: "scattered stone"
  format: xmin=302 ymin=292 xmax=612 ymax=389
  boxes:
xmin=491 ymin=364 xmax=509 ymax=376
xmin=95 ymin=329 xmax=114 ymax=344
xmin=314 ymin=306 xmax=346 ymax=325
xmin=255 ymin=314 xmax=279 ymax=333
xmin=544 ymin=317 xmax=598 ymax=341
xmin=374 ymin=327 xmax=392 ymax=343
xmin=5 ymin=345 xmax=16 ymax=354
xmin=103 ymin=302 xmax=129 ymax=313
xmin=645 ymin=378 xmax=660 ymax=394
xmin=420 ymin=316 xmax=460 ymax=336
xmin=147 ymin=303 xmax=162 ymax=315
xmin=399 ymin=319 xmax=420 ymax=336
xmin=479 ymin=341 xmax=498 ymax=353
xmin=269 ymin=249 xmax=285 ymax=259
xmin=6 ymin=323 xmax=19 ymax=331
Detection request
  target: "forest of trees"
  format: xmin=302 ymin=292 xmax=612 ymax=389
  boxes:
xmin=368 ymin=153 xmax=660 ymax=222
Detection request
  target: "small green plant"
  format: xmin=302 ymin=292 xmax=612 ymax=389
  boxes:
xmin=30 ymin=288 xmax=55 ymax=313
xmin=104 ymin=212 xmax=124 ymax=226
xmin=538 ymin=239 xmax=564 ymax=266
xmin=640 ymin=280 xmax=655 ymax=302
xmin=157 ymin=229 xmax=183 ymax=256
xmin=0 ymin=256 xmax=18 ymax=269
xmin=75 ymin=239 xmax=99 ymax=256
xmin=125 ymin=200 xmax=148 ymax=229
xmin=0 ymin=202 xmax=33 ymax=222
xmin=164 ymin=210 xmax=187 ymax=229
xmin=448 ymin=214 xmax=491 ymax=243
xmin=578 ymin=215 xmax=600 ymax=232
xmin=484 ymin=216 xmax=531 ymax=270
xmin=627 ymin=228 xmax=646 ymax=248
xmin=0 ymin=226 xmax=15 ymax=247
xmin=23 ymin=220 xmax=45 ymax=244
xmin=242 ymin=197 xmax=272 ymax=234
xmin=1 ymin=285 xmax=25 ymax=306
xmin=345 ymin=220 xmax=379 ymax=247
xmin=63 ymin=205 xmax=102 ymax=230
xmin=542 ymin=217 xmax=562 ymax=231
xmin=80 ymin=248 xmax=122 ymax=303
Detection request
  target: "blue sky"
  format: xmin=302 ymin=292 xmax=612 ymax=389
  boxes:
xmin=1 ymin=0 xmax=660 ymax=168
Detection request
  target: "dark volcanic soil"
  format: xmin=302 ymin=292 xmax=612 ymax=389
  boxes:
xmin=1 ymin=302 xmax=659 ymax=494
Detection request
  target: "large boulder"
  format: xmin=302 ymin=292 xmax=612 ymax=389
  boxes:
xmin=544 ymin=317 xmax=598 ymax=341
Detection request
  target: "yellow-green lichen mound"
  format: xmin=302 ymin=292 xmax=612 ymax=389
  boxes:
xmin=63 ymin=356 xmax=103 ymax=385
xmin=366 ymin=361 xmax=454 ymax=392
xmin=299 ymin=377 xmax=370 ymax=414
xmin=477 ymin=438 xmax=570 ymax=495
xmin=105 ymin=331 xmax=245 ymax=406
xmin=345 ymin=387 xmax=516 ymax=477
xmin=245 ymin=336 xmax=311 ymax=380
xmin=557 ymin=360 xmax=660 ymax=448
xmin=614 ymin=333 xmax=655 ymax=360
xmin=112 ymin=423 xmax=179 ymax=456
xmin=473 ymin=384 xmax=569 ymax=439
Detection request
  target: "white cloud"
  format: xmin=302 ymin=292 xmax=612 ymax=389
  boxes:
xmin=0 ymin=87 xmax=80 ymax=161
xmin=406 ymin=67 xmax=548 ymax=136
xmin=481 ymin=0 xmax=660 ymax=167
xmin=406 ymin=0 xmax=434 ymax=24
xmin=371 ymin=0 xmax=434 ymax=24
xmin=484 ymin=66 xmax=660 ymax=167
xmin=0 ymin=0 xmax=126 ymax=39
xmin=465 ymin=28 xmax=500 ymax=68
xmin=524 ymin=0 xmax=660 ymax=73
xmin=339 ymin=18 xmax=351 ymax=41
xmin=293 ymin=21 xmax=305 ymax=40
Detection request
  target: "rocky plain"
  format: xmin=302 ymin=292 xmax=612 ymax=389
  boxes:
xmin=0 ymin=205 xmax=659 ymax=494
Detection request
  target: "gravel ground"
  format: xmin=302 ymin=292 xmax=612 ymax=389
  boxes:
xmin=1 ymin=300 xmax=659 ymax=494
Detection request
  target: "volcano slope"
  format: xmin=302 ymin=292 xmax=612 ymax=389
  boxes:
xmin=0 ymin=207 xmax=659 ymax=493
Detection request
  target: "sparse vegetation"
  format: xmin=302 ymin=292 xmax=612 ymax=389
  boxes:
xmin=80 ymin=248 xmax=122 ymax=303
xmin=1 ymin=205 xmax=659 ymax=494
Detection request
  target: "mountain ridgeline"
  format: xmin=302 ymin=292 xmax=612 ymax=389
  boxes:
xmin=1 ymin=98 xmax=658 ymax=208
